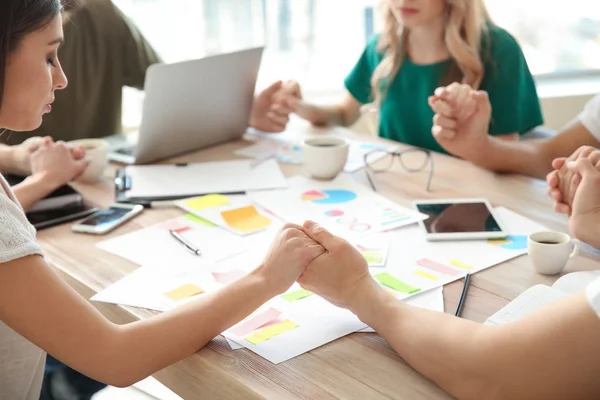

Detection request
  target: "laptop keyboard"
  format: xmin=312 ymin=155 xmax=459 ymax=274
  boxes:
xmin=114 ymin=146 xmax=136 ymax=156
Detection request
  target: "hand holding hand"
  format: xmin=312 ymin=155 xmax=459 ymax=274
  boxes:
xmin=255 ymin=223 xmax=326 ymax=295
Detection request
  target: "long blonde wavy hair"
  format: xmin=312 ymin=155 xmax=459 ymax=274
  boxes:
xmin=371 ymin=0 xmax=491 ymax=105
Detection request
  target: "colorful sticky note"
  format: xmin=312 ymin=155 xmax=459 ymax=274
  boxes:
xmin=415 ymin=270 xmax=438 ymax=281
xmin=245 ymin=320 xmax=299 ymax=345
xmin=361 ymin=251 xmax=383 ymax=265
xmin=183 ymin=194 xmax=230 ymax=210
xmin=184 ymin=213 xmax=216 ymax=227
xmin=374 ymin=273 xmax=420 ymax=294
xmin=220 ymin=205 xmax=271 ymax=233
xmin=416 ymin=259 xmax=461 ymax=276
xmin=449 ymin=259 xmax=473 ymax=270
xmin=162 ymin=219 xmax=192 ymax=232
xmin=489 ymin=235 xmax=527 ymax=251
xmin=212 ymin=269 xmax=246 ymax=285
xmin=229 ymin=308 xmax=282 ymax=337
xmin=488 ymin=238 xmax=511 ymax=246
xmin=164 ymin=283 xmax=204 ymax=301
xmin=281 ymin=289 xmax=313 ymax=302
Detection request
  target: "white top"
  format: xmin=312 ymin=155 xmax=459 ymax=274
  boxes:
xmin=585 ymin=278 xmax=600 ymax=318
xmin=578 ymin=94 xmax=600 ymax=141
xmin=0 ymin=174 xmax=46 ymax=400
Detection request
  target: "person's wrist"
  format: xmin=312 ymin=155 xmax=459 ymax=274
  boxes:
xmin=469 ymin=134 xmax=497 ymax=168
xmin=347 ymin=276 xmax=388 ymax=320
xmin=28 ymin=170 xmax=63 ymax=192
xmin=250 ymin=262 xmax=287 ymax=297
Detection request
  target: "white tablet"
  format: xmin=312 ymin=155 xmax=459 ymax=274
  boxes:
xmin=413 ymin=198 xmax=507 ymax=241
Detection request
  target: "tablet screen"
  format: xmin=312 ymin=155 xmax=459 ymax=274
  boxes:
xmin=416 ymin=202 xmax=502 ymax=234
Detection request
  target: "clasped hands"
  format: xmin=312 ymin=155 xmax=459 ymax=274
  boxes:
xmin=258 ymin=221 xmax=381 ymax=313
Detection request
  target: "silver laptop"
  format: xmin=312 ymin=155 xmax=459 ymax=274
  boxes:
xmin=107 ymin=47 xmax=264 ymax=164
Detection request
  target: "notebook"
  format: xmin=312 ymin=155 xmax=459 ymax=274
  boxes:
xmin=27 ymin=204 xmax=98 ymax=230
xmin=5 ymin=174 xmax=82 ymax=212
xmin=114 ymin=159 xmax=288 ymax=204
xmin=484 ymin=270 xmax=600 ymax=326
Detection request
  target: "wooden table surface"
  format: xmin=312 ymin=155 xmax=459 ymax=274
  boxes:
xmin=37 ymin=127 xmax=600 ymax=399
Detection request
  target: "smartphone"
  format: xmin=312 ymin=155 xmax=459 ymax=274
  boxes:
xmin=72 ymin=203 xmax=144 ymax=234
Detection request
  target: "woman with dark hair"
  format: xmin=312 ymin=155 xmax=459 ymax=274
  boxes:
xmin=0 ymin=2 xmax=325 ymax=398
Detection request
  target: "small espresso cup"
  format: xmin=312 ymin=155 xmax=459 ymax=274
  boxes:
xmin=69 ymin=139 xmax=109 ymax=183
xmin=527 ymin=231 xmax=579 ymax=275
xmin=302 ymin=137 xmax=349 ymax=180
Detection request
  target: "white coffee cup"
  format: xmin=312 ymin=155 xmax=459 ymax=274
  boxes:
xmin=302 ymin=137 xmax=349 ymax=180
xmin=69 ymin=139 xmax=109 ymax=183
xmin=527 ymin=231 xmax=579 ymax=275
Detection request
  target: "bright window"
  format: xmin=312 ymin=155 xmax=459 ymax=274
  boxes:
xmin=113 ymin=0 xmax=600 ymax=94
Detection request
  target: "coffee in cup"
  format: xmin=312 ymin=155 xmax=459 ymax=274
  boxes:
xmin=527 ymin=231 xmax=579 ymax=275
xmin=302 ymin=137 xmax=349 ymax=180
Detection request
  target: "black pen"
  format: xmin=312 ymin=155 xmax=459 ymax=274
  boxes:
xmin=455 ymin=273 xmax=471 ymax=317
xmin=169 ymin=229 xmax=202 ymax=256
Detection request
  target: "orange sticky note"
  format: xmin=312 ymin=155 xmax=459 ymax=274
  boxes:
xmin=164 ymin=284 xmax=204 ymax=301
xmin=220 ymin=205 xmax=271 ymax=233
xmin=183 ymin=194 xmax=230 ymax=211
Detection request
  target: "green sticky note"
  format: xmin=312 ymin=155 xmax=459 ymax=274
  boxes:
xmin=374 ymin=273 xmax=420 ymax=294
xmin=184 ymin=213 xmax=216 ymax=227
xmin=281 ymin=289 xmax=313 ymax=302
xmin=362 ymin=251 xmax=383 ymax=264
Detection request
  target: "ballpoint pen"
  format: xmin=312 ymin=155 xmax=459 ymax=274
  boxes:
xmin=169 ymin=229 xmax=202 ymax=256
xmin=455 ymin=273 xmax=471 ymax=317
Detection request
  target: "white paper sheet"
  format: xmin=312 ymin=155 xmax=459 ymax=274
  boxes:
xmin=121 ymin=159 xmax=287 ymax=199
xmin=222 ymin=292 xmax=368 ymax=364
xmin=91 ymin=266 xmax=221 ymax=311
xmin=364 ymin=207 xmax=550 ymax=304
xmin=249 ymin=175 xmax=428 ymax=241
xmin=97 ymin=215 xmax=248 ymax=268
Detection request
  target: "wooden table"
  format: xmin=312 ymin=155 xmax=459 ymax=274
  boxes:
xmin=37 ymin=128 xmax=600 ymax=399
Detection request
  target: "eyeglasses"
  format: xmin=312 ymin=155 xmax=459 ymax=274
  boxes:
xmin=364 ymin=148 xmax=434 ymax=192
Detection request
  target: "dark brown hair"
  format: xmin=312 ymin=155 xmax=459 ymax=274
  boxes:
xmin=0 ymin=0 xmax=62 ymax=109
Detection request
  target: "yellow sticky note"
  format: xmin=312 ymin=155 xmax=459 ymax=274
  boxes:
xmin=449 ymin=259 xmax=473 ymax=270
xmin=164 ymin=284 xmax=204 ymax=301
xmin=415 ymin=270 xmax=438 ymax=280
xmin=488 ymin=238 xmax=510 ymax=246
xmin=183 ymin=194 xmax=230 ymax=211
xmin=245 ymin=320 xmax=298 ymax=345
xmin=221 ymin=205 xmax=271 ymax=233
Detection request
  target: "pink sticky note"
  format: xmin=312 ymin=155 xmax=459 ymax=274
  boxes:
xmin=229 ymin=308 xmax=282 ymax=337
xmin=212 ymin=269 xmax=246 ymax=285
xmin=416 ymin=258 xmax=461 ymax=277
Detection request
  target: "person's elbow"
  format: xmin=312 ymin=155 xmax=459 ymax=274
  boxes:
xmin=76 ymin=327 xmax=152 ymax=389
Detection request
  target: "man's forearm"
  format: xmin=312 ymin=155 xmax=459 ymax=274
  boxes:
xmin=351 ymin=282 xmax=493 ymax=400
xmin=351 ymin=281 xmax=600 ymax=400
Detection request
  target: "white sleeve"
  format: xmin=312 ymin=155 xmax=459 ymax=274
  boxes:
xmin=585 ymin=278 xmax=600 ymax=319
xmin=0 ymin=194 xmax=43 ymax=264
xmin=578 ymin=94 xmax=600 ymax=141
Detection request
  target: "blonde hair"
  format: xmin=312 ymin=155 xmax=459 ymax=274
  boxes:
xmin=371 ymin=0 xmax=490 ymax=105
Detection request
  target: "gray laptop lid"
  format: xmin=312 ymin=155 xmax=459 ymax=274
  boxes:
xmin=133 ymin=47 xmax=264 ymax=164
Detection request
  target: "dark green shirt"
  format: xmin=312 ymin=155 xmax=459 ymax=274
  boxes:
xmin=344 ymin=24 xmax=543 ymax=154
xmin=4 ymin=0 xmax=161 ymax=145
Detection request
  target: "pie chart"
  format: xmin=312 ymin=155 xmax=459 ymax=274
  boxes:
xmin=301 ymin=189 xmax=357 ymax=204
